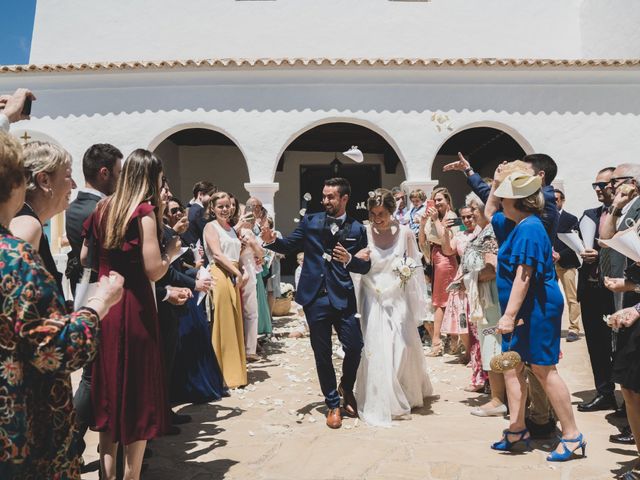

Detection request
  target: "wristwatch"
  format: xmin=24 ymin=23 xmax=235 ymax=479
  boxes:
xmin=611 ymin=207 xmax=623 ymax=217
xmin=633 ymin=284 xmax=640 ymax=294
xmin=464 ymin=167 xmax=474 ymax=176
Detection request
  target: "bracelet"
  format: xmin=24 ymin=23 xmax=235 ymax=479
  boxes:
xmin=633 ymin=284 xmax=640 ymax=294
xmin=611 ymin=207 xmax=623 ymax=217
xmin=464 ymin=167 xmax=473 ymax=176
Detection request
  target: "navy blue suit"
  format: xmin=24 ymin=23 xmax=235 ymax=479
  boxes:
xmin=266 ymin=212 xmax=371 ymax=408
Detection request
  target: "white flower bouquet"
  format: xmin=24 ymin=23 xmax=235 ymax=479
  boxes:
xmin=392 ymin=254 xmax=420 ymax=289
xmin=279 ymin=282 xmax=294 ymax=299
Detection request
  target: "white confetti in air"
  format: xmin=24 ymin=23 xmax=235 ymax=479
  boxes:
xmin=368 ymin=191 xmax=375 ymax=198
xmin=293 ymin=218 xmax=300 ymax=223
xmin=303 ymin=193 xmax=312 ymax=201
xmin=343 ymin=146 xmax=364 ymax=163
xmin=299 ymin=208 xmax=306 ymax=216
xmin=248 ymin=430 xmax=255 ymax=436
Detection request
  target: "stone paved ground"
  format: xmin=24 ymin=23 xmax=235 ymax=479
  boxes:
xmin=77 ymin=310 xmax=638 ymax=480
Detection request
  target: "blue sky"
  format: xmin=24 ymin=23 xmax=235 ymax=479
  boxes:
xmin=0 ymin=0 xmax=37 ymax=65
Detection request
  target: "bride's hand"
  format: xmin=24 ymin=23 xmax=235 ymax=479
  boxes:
xmin=355 ymin=247 xmax=371 ymax=261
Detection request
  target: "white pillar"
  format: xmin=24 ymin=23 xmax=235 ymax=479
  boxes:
xmin=401 ymin=180 xmax=440 ymax=198
xmin=244 ymin=182 xmax=280 ymax=217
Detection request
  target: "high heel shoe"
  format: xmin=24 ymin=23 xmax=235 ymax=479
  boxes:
xmin=546 ymin=433 xmax=586 ymax=462
xmin=491 ymin=428 xmax=531 ymax=451
xmin=427 ymin=342 xmax=443 ymax=357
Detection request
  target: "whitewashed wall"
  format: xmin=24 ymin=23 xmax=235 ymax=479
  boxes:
xmin=28 ymin=0 xmax=640 ymax=63
xmin=1 ymin=66 xmax=639 ymax=221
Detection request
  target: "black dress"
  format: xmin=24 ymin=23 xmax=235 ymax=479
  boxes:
xmin=15 ymin=203 xmax=64 ymax=296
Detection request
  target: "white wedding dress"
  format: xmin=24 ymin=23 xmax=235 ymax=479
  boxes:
xmin=354 ymin=223 xmax=433 ymax=427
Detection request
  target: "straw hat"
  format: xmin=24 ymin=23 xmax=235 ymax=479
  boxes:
xmin=494 ymin=172 xmax=542 ymax=199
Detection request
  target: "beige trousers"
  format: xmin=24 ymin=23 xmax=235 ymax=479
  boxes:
xmin=555 ymin=265 xmax=581 ymax=334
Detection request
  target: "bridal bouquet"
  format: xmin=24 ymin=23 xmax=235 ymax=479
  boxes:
xmin=392 ymin=254 xmax=420 ymax=289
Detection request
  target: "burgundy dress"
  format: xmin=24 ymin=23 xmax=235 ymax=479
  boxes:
xmin=84 ymin=202 xmax=168 ymax=445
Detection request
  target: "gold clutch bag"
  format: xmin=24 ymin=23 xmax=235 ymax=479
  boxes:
xmin=489 ymin=329 xmax=522 ymax=373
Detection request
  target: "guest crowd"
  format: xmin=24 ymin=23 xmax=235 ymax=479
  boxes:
xmin=2 ymin=87 xmax=640 ymax=479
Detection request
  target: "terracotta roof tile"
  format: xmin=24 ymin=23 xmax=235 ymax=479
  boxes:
xmin=1 ymin=57 xmax=639 ymax=74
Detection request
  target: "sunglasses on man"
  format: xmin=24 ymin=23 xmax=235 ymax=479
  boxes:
xmin=169 ymin=206 xmax=183 ymax=215
xmin=591 ymin=181 xmax=610 ymax=190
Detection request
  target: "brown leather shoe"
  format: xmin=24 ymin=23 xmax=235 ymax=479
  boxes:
xmin=338 ymin=383 xmax=359 ymax=418
xmin=326 ymin=408 xmax=342 ymax=429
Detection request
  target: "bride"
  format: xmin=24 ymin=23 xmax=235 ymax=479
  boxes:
xmin=353 ymin=188 xmax=433 ymax=426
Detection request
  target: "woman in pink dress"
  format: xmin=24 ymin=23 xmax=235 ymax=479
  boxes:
xmin=441 ymin=206 xmax=479 ymax=364
xmin=418 ymin=187 xmax=459 ymax=357
xmin=83 ymin=149 xmax=181 ymax=479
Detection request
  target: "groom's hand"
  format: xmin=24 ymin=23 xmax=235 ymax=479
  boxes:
xmin=260 ymin=224 xmax=276 ymax=244
xmin=332 ymin=243 xmax=351 ymax=264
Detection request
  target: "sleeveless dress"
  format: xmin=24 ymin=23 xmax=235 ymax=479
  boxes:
xmin=205 ymin=220 xmax=247 ymax=388
xmin=84 ymin=202 xmax=168 ymax=444
xmin=15 ymin=203 xmax=64 ymax=296
xmin=425 ymin=211 xmax=459 ymax=308
xmin=354 ymin=224 xmax=433 ymax=426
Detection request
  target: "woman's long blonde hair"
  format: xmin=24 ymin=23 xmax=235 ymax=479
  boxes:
xmin=101 ymin=149 xmax=164 ymax=249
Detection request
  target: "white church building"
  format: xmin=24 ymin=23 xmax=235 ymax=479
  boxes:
xmin=2 ymin=0 xmax=640 ymax=272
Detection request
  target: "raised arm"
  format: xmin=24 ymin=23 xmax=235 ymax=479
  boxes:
xmin=262 ymin=215 xmax=307 ymax=255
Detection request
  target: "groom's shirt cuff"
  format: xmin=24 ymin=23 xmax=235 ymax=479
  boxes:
xmin=343 ymin=252 xmax=352 ymax=268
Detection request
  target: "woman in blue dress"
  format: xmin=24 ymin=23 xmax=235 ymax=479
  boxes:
xmin=485 ymin=167 xmax=584 ymax=462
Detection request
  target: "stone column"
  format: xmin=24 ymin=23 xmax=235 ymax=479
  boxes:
xmin=401 ymin=180 xmax=440 ymax=198
xmin=244 ymin=182 xmax=280 ymax=217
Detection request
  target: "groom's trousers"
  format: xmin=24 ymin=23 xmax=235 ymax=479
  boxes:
xmin=304 ymin=292 xmax=364 ymax=409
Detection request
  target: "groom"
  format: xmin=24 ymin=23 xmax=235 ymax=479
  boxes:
xmin=261 ymin=177 xmax=371 ymax=428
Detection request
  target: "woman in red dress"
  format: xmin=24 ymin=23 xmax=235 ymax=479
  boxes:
xmin=83 ymin=149 xmax=180 ymax=479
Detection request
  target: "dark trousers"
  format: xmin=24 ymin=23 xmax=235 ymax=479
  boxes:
xmin=72 ymin=363 xmax=94 ymax=456
xmin=304 ymin=293 xmax=363 ymax=409
xmin=158 ymin=308 xmax=180 ymax=404
xmin=581 ymin=283 xmax=616 ymax=395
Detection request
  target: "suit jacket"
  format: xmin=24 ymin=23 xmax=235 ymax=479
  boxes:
xmin=604 ymin=197 xmax=640 ymax=308
xmin=577 ymin=205 xmax=604 ymax=301
xmin=183 ymin=203 xmax=206 ymax=246
xmin=65 ymin=191 xmax=102 ymax=287
xmin=553 ymin=210 xmax=580 ymax=269
xmin=265 ymin=212 xmax=371 ymax=310
xmin=467 ymin=173 xmax=559 ymax=240
xmin=156 ymin=225 xmax=197 ymax=317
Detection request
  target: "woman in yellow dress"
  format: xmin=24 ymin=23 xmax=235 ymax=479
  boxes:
xmin=203 ymin=192 xmax=247 ymax=388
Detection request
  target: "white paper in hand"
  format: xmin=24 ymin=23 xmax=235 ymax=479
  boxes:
xmin=599 ymin=229 xmax=640 ymax=263
xmin=579 ymin=216 xmax=597 ymax=250
xmin=557 ymin=232 xmax=585 ymax=266
xmin=197 ymin=266 xmax=212 ymax=305
xmin=170 ymin=247 xmax=189 ymax=264
xmin=74 ymin=268 xmax=97 ymax=310
xmin=192 ymin=240 xmax=202 ymax=263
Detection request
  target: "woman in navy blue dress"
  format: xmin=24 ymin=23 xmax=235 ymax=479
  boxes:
xmin=486 ymin=167 xmax=584 ymax=462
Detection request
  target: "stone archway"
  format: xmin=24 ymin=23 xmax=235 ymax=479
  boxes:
xmin=151 ymin=126 xmax=250 ymax=205
xmin=274 ymin=121 xmax=406 ymax=277
xmin=431 ymin=125 xmax=531 ymax=210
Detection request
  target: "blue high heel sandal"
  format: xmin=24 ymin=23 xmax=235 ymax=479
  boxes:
xmin=491 ymin=428 xmax=531 ymax=451
xmin=546 ymin=433 xmax=587 ymax=462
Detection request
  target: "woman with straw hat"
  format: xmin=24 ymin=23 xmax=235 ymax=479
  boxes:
xmin=485 ymin=164 xmax=584 ymax=462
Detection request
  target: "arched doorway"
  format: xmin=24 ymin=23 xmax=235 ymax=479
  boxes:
xmin=431 ymin=126 xmax=529 ymax=209
xmin=275 ymin=121 xmax=406 ymax=276
xmin=152 ymin=127 xmax=249 ymax=205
